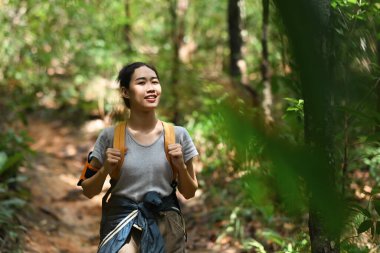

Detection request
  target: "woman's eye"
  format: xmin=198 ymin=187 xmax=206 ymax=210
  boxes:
xmin=153 ymin=81 xmax=159 ymax=84
xmin=138 ymin=82 xmax=145 ymax=85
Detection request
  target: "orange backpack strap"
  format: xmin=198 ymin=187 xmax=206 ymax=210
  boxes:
xmin=162 ymin=121 xmax=177 ymax=181
xmin=112 ymin=121 xmax=127 ymax=180
xmin=77 ymin=152 xmax=99 ymax=186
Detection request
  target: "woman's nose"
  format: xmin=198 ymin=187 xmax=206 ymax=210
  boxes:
xmin=146 ymin=82 xmax=155 ymax=91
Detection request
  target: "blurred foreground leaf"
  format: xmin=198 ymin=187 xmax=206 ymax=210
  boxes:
xmin=214 ymin=101 xmax=348 ymax=236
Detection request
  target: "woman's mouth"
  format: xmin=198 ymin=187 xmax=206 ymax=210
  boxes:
xmin=144 ymin=95 xmax=157 ymax=103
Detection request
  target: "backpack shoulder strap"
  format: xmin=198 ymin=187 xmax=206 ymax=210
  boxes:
xmin=162 ymin=121 xmax=177 ymax=181
xmin=112 ymin=121 xmax=127 ymax=180
xmin=112 ymin=121 xmax=176 ymax=182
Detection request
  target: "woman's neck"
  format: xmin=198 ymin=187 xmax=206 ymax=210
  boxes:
xmin=128 ymin=110 xmax=158 ymax=131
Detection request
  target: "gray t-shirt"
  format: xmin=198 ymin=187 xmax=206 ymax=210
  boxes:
xmin=91 ymin=125 xmax=198 ymax=202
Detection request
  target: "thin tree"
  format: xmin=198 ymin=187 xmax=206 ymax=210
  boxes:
xmin=169 ymin=0 xmax=188 ymax=124
xmin=376 ymin=23 xmax=380 ymax=132
xmin=124 ymin=0 xmax=132 ymax=53
xmin=227 ymin=0 xmax=259 ymax=107
xmin=261 ymin=0 xmax=274 ymax=125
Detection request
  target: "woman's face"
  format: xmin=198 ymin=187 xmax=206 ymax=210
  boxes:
xmin=123 ymin=66 xmax=161 ymax=111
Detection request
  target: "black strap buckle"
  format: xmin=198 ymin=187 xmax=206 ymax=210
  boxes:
xmin=170 ymin=180 xmax=178 ymax=188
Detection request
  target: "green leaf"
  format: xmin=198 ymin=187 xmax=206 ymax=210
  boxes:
xmin=260 ymin=229 xmax=285 ymax=246
xmin=1 ymin=153 xmax=23 ymax=175
xmin=350 ymin=204 xmax=371 ymax=218
xmin=242 ymin=239 xmax=267 ymax=253
xmin=373 ymin=200 xmax=380 ymax=216
xmin=0 ymin=152 xmax=8 ymax=174
xmin=371 ymin=186 xmax=380 ymax=195
xmin=284 ymin=97 xmax=299 ymax=103
xmin=0 ymin=198 xmax=26 ymax=208
xmin=357 ymin=220 xmax=372 ymax=234
xmin=335 ymin=28 xmax=344 ymax=35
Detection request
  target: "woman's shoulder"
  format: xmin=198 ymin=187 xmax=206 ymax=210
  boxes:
xmin=173 ymin=125 xmax=190 ymax=136
xmin=173 ymin=125 xmax=187 ymax=132
xmin=173 ymin=125 xmax=193 ymax=142
xmin=97 ymin=126 xmax=116 ymax=141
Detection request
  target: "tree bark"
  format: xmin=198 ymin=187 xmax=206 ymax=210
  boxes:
xmin=169 ymin=0 xmax=188 ymax=124
xmin=304 ymin=2 xmax=339 ymax=253
xmin=376 ymin=24 xmax=380 ymax=132
xmin=124 ymin=0 xmax=132 ymax=53
xmin=228 ymin=0 xmax=243 ymax=78
xmin=273 ymin=0 xmax=340 ymax=252
xmin=261 ymin=0 xmax=274 ymax=125
xmin=227 ymin=0 xmax=259 ymax=107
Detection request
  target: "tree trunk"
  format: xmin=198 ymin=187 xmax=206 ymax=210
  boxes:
xmin=227 ymin=0 xmax=259 ymax=107
xmin=169 ymin=0 xmax=188 ymax=124
xmin=376 ymin=24 xmax=380 ymax=132
xmin=124 ymin=0 xmax=132 ymax=53
xmin=305 ymin=2 xmax=339 ymax=253
xmin=228 ymin=0 xmax=243 ymax=78
xmin=261 ymin=0 xmax=274 ymax=125
xmin=273 ymin=0 xmax=340 ymax=252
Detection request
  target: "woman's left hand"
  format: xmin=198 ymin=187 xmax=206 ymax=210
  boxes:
xmin=168 ymin=143 xmax=186 ymax=170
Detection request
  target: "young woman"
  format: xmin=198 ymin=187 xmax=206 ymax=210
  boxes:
xmin=78 ymin=62 xmax=199 ymax=253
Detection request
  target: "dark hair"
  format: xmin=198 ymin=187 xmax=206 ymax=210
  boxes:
xmin=117 ymin=62 xmax=160 ymax=108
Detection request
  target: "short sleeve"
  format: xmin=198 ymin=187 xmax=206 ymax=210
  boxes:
xmin=90 ymin=127 xmax=114 ymax=165
xmin=77 ymin=127 xmax=114 ymax=186
xmin=174 ymin=126 xmax=199 ymax=163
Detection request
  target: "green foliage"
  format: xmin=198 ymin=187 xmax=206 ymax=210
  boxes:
xmin=241 ymin=171 xmax=275 ymax=219
xmin=331 ymin=0 xmax=372 ymax=20
xmin=0 ymin=176 xmax=28 ymax=251
xmin=217 ymin=207 xmax=245 ymax=240
xmin=243 ymin=239 xmax=267 ymax=253
xmin=341 ymin=243 xmax=372 ymax=253
xmin=340 ymin=194 xmax=380 ymax=252
xmin=283 ymin=98 xmax=304 ymax=119
xmin=351 ymin=194 xmax=380 ymax=237
xmin=362 ymin=145 xmax=380 ymax=182
xmin=242 ymin=230 xmax=310 ymax=253
xmin=0 ymin=128 xmax=31 ymax=250
xmin=0 ymin=0 xmax=129 ymax=117
xmin=0 ymin=130 xmax=32 ymax=178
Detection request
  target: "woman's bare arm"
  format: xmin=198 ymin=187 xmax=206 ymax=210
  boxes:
xmin=81 ymin=148 xmax=121 ymax=199
xmin=81 ymin=158 xmax=108 ymax=199
xmin=177 ymin=158 xmax=198 ymax=199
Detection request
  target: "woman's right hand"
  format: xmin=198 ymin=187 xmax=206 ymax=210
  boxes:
xmin=104 ymin=148 xmax=122 ymax=175
xmin=82 ymin=150 xmax=122 ymax=199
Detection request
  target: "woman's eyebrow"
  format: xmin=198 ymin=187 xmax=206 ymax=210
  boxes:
xmin=135 ymin=76 xmax=158 ymax=81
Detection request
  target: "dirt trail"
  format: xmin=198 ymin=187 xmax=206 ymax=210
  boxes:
xmin=19 ymin=117 xmax=235 ymax=253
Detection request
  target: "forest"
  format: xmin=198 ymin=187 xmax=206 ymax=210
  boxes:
xmin=1 ymin=0 xmax=380 ymax=252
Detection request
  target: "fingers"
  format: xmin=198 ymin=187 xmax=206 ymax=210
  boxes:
xmin=106 ymin=148 xmax=122 ymax=164
xmin=168 ymin=143 xmax=182 ymax=151
xmin=107 ymin=157 xmax=120 ymax=164
xmin=168 ymin=144 xmax=183 ymax=157
xmin=106 ymin=148 xmax=121 ymax=156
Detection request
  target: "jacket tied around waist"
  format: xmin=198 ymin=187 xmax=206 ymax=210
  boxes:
xmin=98 ymin=190 xmax=181 ymax=253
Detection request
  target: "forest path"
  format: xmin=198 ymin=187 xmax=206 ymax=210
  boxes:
xmin=19 ymin=117 xmax=236 ymax=253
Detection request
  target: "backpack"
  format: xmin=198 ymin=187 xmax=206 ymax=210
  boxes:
xmin=111 ymin=120 xmax=177 ymax=181
xmin=78 ymin=120 xmax=177 ymax=186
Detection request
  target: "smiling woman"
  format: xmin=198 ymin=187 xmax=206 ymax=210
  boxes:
xmin=77 ymin=62 xmax=199 ymax=253
xmin=119 ymin=63 xmax=162 ymax=110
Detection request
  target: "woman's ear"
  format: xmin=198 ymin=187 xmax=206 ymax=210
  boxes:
xmin=120 ymin=86 xmax=129 ymax=99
